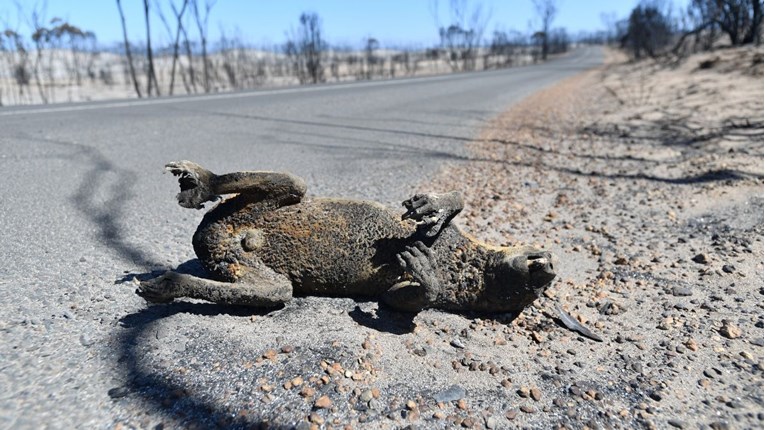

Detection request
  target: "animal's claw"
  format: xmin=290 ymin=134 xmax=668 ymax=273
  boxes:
xmin=136 ymin=273 xmax=177 ymax=303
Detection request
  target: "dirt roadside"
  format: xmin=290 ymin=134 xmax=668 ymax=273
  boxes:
xmin=421 ymin=46 xmax=764 ymax=428
xmin=103 ymin=48 xmax=762 ymax=430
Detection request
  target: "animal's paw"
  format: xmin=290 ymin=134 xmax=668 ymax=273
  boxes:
xmin=165 ymin=161 xmax=216 ymax=209
xmin=136 ymin=272 xmax=179 ymax=304
xmin=402 ymin=192 xmax=461 ymax=238
xmin=396 ymin=241 xmax=439 ymax=301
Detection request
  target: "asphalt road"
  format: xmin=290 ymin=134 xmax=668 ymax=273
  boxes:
xmin=0 ymin=47 xmax=602 ymax=428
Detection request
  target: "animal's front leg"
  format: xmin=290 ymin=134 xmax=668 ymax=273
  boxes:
xmin=402 ymin=191 xmax=464 ymax=238
xmin=383 ymin=242 xmax=440 ymax=311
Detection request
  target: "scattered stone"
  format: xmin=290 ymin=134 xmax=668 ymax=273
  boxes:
xmin=530 ymin=387 xmax=542 ymax=401
xmin=692 ymin=253 xmax=710 ymax=264
xmin=505 ymin=410 xmax=517 ymax=420
xmin=719 ymin=321 xmax=742 ymax=339
xmin=456 ymin=399 xmax=468 ymax=410
xmin=668 ymin=419 xmax=686 ymax=429
xmin=360 ymin=390 xmax=373 ymax=403
xmin=450 ymin=338 xmax=466 ymax=349
xmin=520 ymin=405 xmax=535 ymax=413
xmin=314 ymin=396 xmax=332 ymax=409
xmin=485 ymin=416 xmax=498 ymax=429
xmin=300 ymin=386 xmax=315 ymax=398
xmin=722 ymin=264 xmax=735 ymax=273
xmin=434 ymin=385 xmax=466 ymax=403
xmin=517 ymin=386 xmax=530 ymax=398
xmin=672 ymin=286 xmax=693 ymax=297
xmin=107 ymin=387 xmax=128 ymax=399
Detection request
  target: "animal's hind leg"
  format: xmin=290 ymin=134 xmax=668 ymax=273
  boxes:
xmin=136 ymin=270 xmax=293 ymax=308
xmin=402 ymin=191 xmax=464 ymax=238
xmin=165 ymin=160 xmax=307 ymax=209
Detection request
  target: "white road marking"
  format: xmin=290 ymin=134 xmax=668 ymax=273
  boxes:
xmin=0 ymin=71 xmax=488 ymax=117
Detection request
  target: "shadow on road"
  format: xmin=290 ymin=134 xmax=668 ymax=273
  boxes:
xmin=12 ymin=133 xmax=161 ymax=268
xmin=173 ymin=108 xmax=761 ymax=185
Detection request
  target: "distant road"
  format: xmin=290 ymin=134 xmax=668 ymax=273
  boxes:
xmin=0 ymin=46 xmax=602 ymax=428
xmin=2 ymin=46 xmax=602 ymax=206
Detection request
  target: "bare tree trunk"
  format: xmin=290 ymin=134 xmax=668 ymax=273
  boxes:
xmin=192 ymin=0 xmax=215 ymax=93
xmin=180 ymin=23 xmax=197 ymax=93
xmin=143 ymin=0 xmax=160 ymax=96
xmin=169 ymin=0 xmax=189 ymax=95
xmin=116 ymin=0 xmax=142 ymax=98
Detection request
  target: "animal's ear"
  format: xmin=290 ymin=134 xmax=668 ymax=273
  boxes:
xmin=165 ymin=161 xmax=217 ymax=209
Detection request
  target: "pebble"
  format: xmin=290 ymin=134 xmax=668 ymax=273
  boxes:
xmin=722 ymin=264 xmax=735 ymax=273
xmin=668 ymin=419 xmax=686 ymax=428
xmin=434 ymin=385 xmax=466 ymax=403
xmin=360 ymin=390 xmax=373 ymax=403
xmin=692 ymin=253 xmax=710 ymax=264
xmin=485 ymin=416 xmax=498 ymax=429
xmin=314 ymin=396 xmax=332 ymax=409
xmin=505 ymin=410 xmax=517 ymax=420
xmin=672 ymin=286 xmax=693 ymax=297
xmin=719 ymin=321 xmax=742 ymax=339
xmin=450 ymin=338 xmax=466 ymax=349
xmin=520 ymin=405 xmax=535 ymax=413
xmin=107 ymin=386 xmax=128 ymax=399
xmin=530 ymin=387 xmax=542 ymax=401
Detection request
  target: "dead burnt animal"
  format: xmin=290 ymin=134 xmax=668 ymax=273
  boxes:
xmin=137 ymin=161 xmax=556 ymax=314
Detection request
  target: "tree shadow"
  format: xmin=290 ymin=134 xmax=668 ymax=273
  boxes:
xmin=117 ymin=302 xmax=279 ymax=429
xmin=12 ymin=133 xmax=161 ymax=269
xmin=175 ymin=107 xmax=762 ymax=185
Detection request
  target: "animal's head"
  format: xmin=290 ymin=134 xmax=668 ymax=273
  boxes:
xmin=485 ymin=246 xmax=556 ymax=312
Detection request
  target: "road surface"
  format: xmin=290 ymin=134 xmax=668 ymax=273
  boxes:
xmin=0 ymin=47 xmax=602 ymax=428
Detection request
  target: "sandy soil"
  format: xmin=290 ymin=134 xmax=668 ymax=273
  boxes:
xmin=418 ymin=46 xmax=764 ymax=428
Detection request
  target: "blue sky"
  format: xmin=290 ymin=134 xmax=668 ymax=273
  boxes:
xmin=5 ymin=0 xmax=684 ymax=48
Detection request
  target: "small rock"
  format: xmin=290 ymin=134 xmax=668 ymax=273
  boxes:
xmin=668 ymin=419 xmax=686 ymax=428
xmin=692 ymin=253 xmax=710 ymax=264
xmin=722 ymin=264 xmax=735 ymax=274
xmin=434 ymin=385 xmax=466 ymax=403
xmin=719 ymin=321 xmax=742 ymax=339
xmin=530 ymin=387 xmax=542 ymax=401
xmin=457 ymin=399 xmax=468 ymax=410
xmin=520 ymin=405 xmax=535 ymax=413
xmin=685 ymin=339 xmax=698 ymax=351
xmin=505 ymin=410 xmax=517 ymax=420
xmin=314 ymin=395 xmax=332 ymax=409
xmin=486 ymin=416 xmax=498 ymax=429
xmin=517 ymin=386 xmax=530 ymax=398
xmin=108 ymin=386 xmax=129 ymax=399
xmin=309 ymin=412 xmax=324 ymax=425
xmin=360 ymin=390 xmax=373 ymax=403
xmin=672 ymin=286 xmax=693 ymax=297
xmin=450 ymin=338 xmax=466 ymax=349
